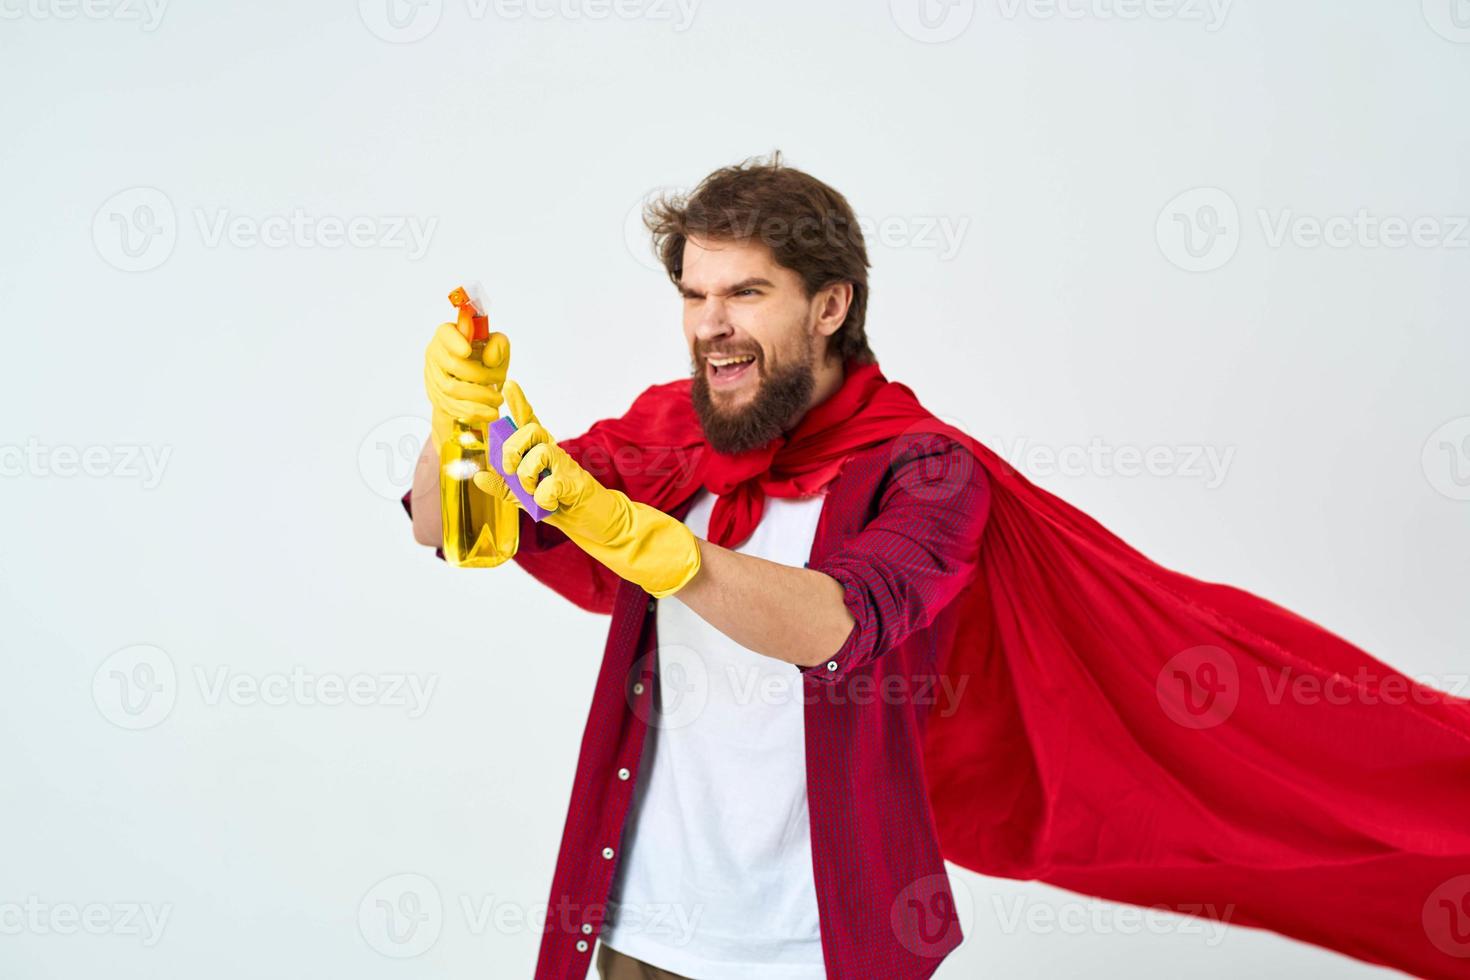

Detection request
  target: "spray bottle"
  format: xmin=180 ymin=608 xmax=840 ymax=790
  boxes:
xmin=439 ymin=283 xmax=519 ymax=567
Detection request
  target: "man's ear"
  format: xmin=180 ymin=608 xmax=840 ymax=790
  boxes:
xmin=813 ymin=281 xmax=853 ymax=339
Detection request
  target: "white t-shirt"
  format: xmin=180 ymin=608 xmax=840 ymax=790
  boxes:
xmin=600 ymin=489 xmax=828 ymax=979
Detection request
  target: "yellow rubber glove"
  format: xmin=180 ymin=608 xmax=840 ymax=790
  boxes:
xmin=423 ymin=321 xmax=511 ymax=450
xmin=472 ymin=381 xmax=703 ymax=598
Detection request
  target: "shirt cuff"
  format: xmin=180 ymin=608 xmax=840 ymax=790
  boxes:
xmin=795 ymin=564 xmax=865 ymax=683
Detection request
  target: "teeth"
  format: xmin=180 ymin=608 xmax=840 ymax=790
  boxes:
xmin=709 ymin=355 xmax=755 ymax=367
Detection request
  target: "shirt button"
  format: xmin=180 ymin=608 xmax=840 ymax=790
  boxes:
xmin=582 ymin=923 xmax=593 ymax=935
xmin=632 ymin=682 xmax=645 ymax=696
xmin=617 ymin=768 xmax=631 ymax=781
xmin=647 ymin=599 xmax=657 ymax=613
xmin=826 ymin=660 xmax=839 ymax=672
xmin=576 ymin=939 xmax=589 ymax=952
xmin=602 ymin=847 xmax=615 ymax=860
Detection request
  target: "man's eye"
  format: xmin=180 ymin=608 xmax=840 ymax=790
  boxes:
xmin=736 ymin=289 xmax=759 ymax=297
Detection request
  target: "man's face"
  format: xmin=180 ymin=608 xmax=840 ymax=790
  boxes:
xmin=679 ymin=235 xmax=825 ymax=454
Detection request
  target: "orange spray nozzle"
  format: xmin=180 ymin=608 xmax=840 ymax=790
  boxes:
xmin=448 ymin=285 xmax=490 ymax=343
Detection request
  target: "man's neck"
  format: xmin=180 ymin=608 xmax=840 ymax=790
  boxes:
xmin=789 ymin=355 xmax=846 ymax=431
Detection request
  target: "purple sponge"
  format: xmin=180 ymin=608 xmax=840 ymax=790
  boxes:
xmin=487 ymin=416 xmax=554 ymax=522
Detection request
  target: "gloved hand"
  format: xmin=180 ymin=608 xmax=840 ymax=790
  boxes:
xmin=423 ymin=321 xmax=511 ymax=450
xmin=473 ymin=381 xmax=703 ymax=598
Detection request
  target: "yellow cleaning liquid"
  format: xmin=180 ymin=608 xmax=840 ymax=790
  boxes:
xmin=439 ymin=291 xmax=518 ymax=568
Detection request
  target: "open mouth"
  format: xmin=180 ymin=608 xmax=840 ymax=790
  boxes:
xmin=705 ymin=353 xmax=757 ymax=389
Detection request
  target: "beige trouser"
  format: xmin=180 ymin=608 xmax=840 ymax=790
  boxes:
xmin=595 ymin=942 xmax=693 ymax=980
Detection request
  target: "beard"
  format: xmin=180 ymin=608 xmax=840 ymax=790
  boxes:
xmin=691 ymin=341 xmax=816 ymax=455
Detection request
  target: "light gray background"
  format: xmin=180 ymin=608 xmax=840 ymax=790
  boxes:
xmin=2 ymin=0 xmax=1467 ymax=976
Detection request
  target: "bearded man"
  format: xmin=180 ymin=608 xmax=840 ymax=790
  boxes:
xmin=405 ymin=155 xmax=1470 ymax=980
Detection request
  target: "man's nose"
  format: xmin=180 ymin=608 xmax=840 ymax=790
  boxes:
xmin=692 ymin=298 xmax=733 ymax=342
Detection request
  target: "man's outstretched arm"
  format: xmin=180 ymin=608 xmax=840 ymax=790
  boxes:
xmin=480 ymin=382 xmax=989 ymax=673
xmin=675 ymin=544 xmax=854 ymax=668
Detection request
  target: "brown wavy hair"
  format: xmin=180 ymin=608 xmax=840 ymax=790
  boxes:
xmin=643 ymin=151 xmax=875 ymax=365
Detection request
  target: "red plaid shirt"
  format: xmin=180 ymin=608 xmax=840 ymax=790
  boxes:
xmin=406 ymin=431 xmax=990 ymax=978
